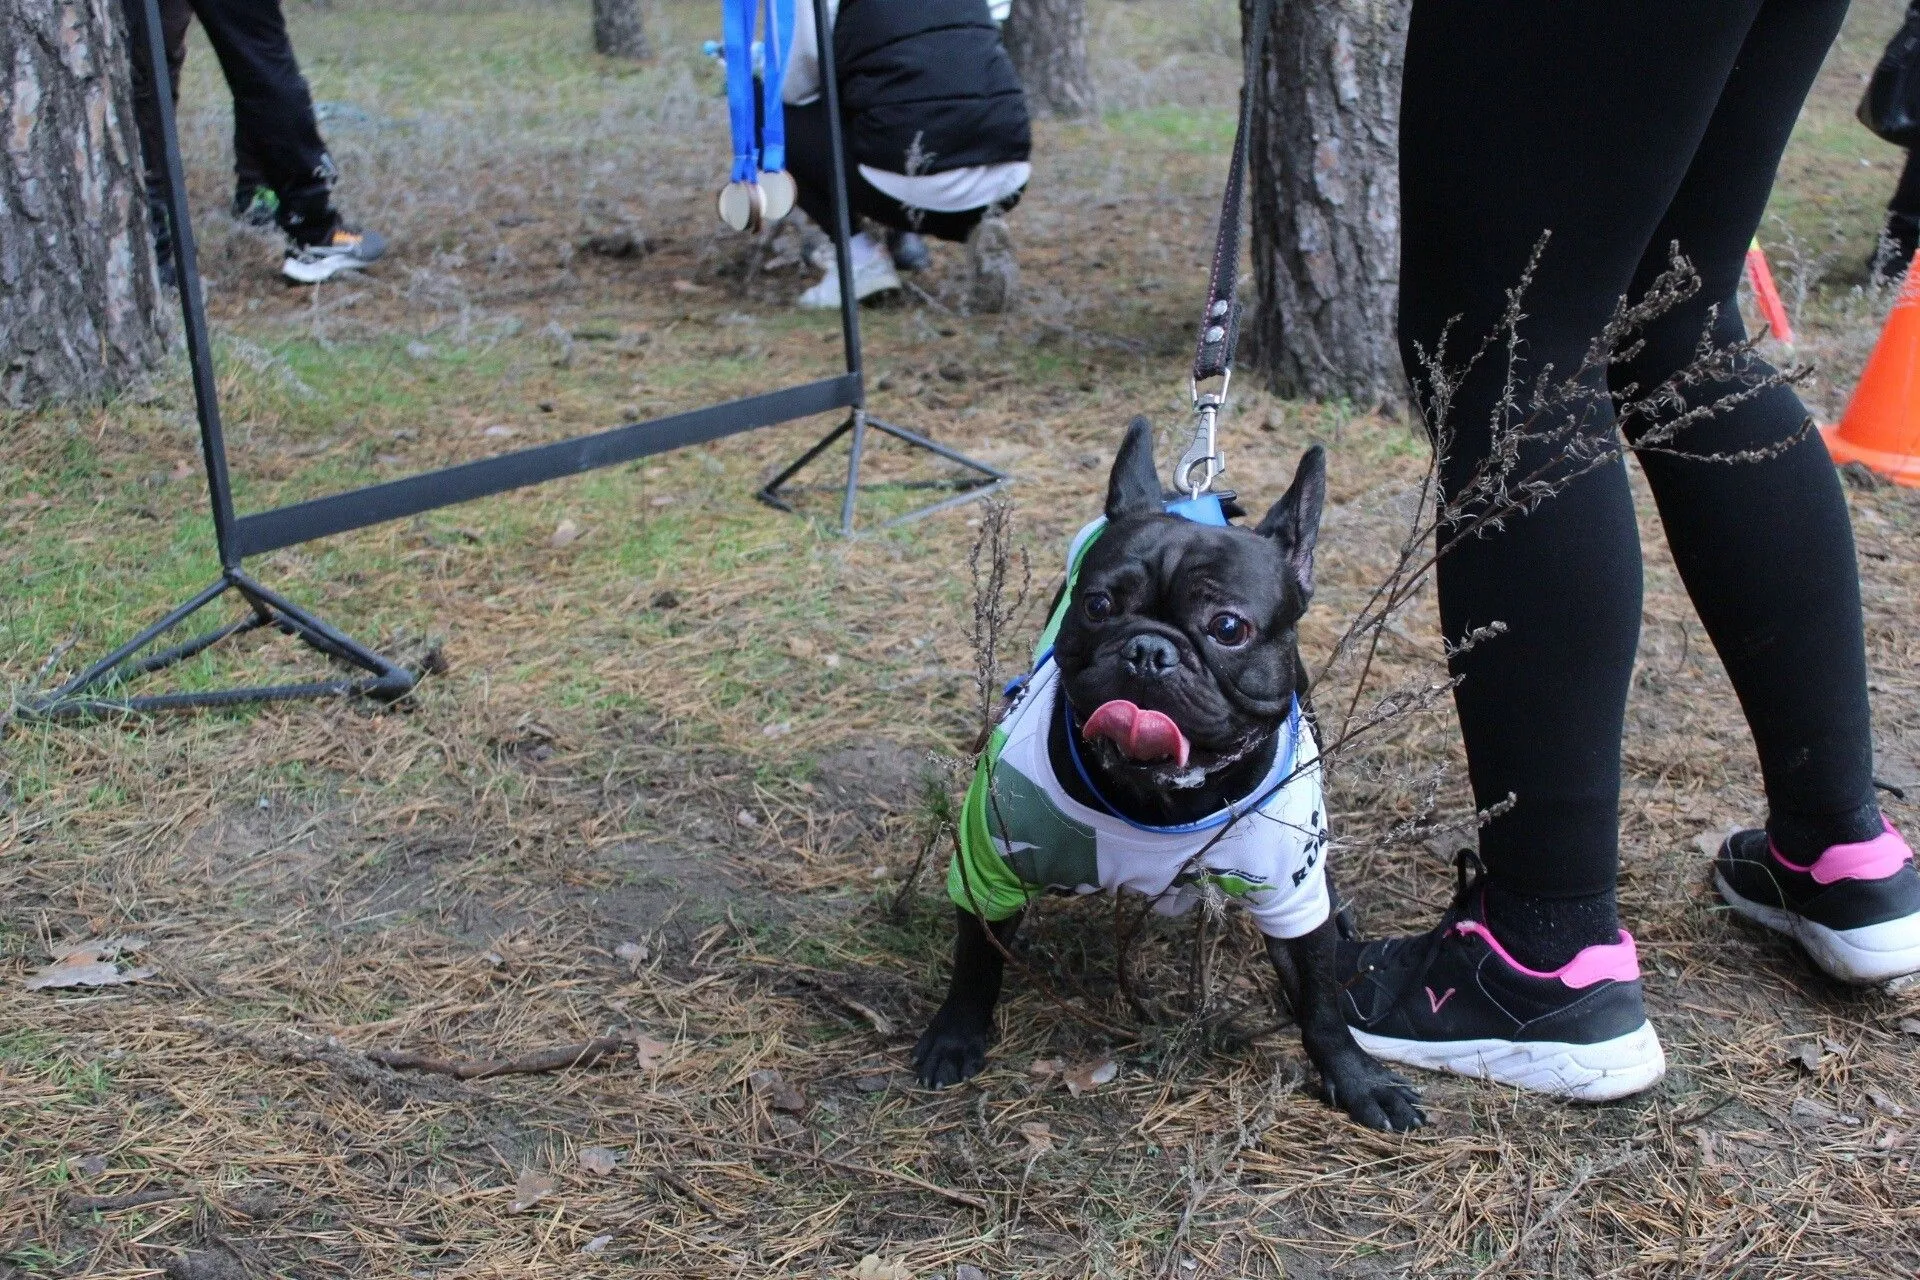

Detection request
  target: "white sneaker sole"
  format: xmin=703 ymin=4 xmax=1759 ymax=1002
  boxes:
xmin=797 ymin=263 xmax=902 ymax=309
xmin=282 ymin=255 xmax=369 ymax=285
xmin=1714 ymin=870 xmax=1920 ymax=985
xmin=1350 ymin=1021 xmax=1666 ymax=1102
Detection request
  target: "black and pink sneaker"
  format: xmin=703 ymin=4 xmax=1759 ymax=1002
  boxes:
xmin=1713 ymin=822 xmax=1920 ymax=985
xmin=1337 ymin=853 xmax=1666 ymax=1101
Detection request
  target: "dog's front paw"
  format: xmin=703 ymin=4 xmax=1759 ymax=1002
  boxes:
xmin=911 ymin=1002 xmax=991 ymax=1088
xmin=1319 ymin=1049 xmax=1425 ymax=1132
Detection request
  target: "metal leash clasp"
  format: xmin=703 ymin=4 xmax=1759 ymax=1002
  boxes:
xmin=1178 ymin=371 xmax=1230 ymax=498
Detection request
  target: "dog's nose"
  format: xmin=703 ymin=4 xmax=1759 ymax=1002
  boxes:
xmin=1122 ymin=633 xmax=1181 ymax=678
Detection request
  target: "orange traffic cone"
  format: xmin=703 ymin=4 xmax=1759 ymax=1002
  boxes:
xmin=1823 ymin=251 xmax=1920 ymax=487
xmin=1746 ymin=239 xmax=1795 ymax=345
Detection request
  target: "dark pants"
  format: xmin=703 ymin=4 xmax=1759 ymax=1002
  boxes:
xmin=1399 ymin=0 xmax=1876 ymax=901
xmin=123 ymin=0 xmax=335 ymax=240
xmin=784 ymin=100 xmax=1020 ymax=243
xmin=1893 ymin=149 xmax=1920 ymax=217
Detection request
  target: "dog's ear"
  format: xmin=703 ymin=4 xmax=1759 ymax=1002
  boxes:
xmin=1106 ymin=417 xmax=1162 ymax=521
xmin=1256 ymin=445 xmax=1327 ymax=598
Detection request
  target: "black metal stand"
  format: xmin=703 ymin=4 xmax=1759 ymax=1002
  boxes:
xmin=756 ymin=410 xmax=1008 ymax=534
xmin=27 ymin=571 xmax=415 ymax=718
xmin=21 ymin=0 xmax=1005 ymax=721
xmin=752 ymin=0 xmax=1007 ymax=534
xmin=19 ymin=0 xmax=414 ymax=722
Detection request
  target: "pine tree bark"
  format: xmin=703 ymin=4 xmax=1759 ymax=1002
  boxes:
xmin=2 ymin=0 xmax=166 ymax=408
xmin=1244 ymin=0 xmax=1408 ymax=409
xmin=1004 ymin=0 xmax=1093 ymax=120
xmin=592 ymin=0 xmax=649 ymax=60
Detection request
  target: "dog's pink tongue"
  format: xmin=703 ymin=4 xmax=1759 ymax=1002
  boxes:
xmin=1082 ymin=700 xmax=1191 ymax=768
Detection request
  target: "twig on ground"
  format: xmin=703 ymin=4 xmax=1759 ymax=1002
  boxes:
xmin=65 ymin=1188 xmax=189 ymax=1214
xmin=654 ymin=1170 xmax=738 ymax=1222
xmin=743 ymin=1141 xmax=991 ymax=1212
xmin=367 ymin=1035 xmax=628 ymax=1079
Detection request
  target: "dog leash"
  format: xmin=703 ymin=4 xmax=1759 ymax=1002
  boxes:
xmin=1175 ymin=0 xmax=1277 ymax=502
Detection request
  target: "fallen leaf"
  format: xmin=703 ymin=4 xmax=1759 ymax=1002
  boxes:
xmin=852 ymin=1256 xmax=910 ymax=1280
xmin=1867 ymin=1089 xmax=1906 ymax=1117
xmin=735 ymin=808 xmax=761 ymax=828
xmin=509 ymin=1168 xmax=556 ymax=1212
xmin=761 ymin=721 xmax=793 ymax=738
xmin=24 ymin=961 xmax=156 ymax=990
xmin=630 ymin=1033 xmax=669 ymax=1070
xmin=1028 ymin=1057 xmax=1065 ymax=1078
xmin=956 ymin=1267 xmax=988 ymax=1280
xmin=824 ymin=653 xmax=842 ymax=669
xmin=670 ymin=279 xmax=706 ymax=294
xmin=578 ymin=1146 xmax=621 ymax=1176
xmin=1063 ymin=1055 xmax=1119 ymax=1097
xmin=750 ymin=1068 xmax=807 ymax=1113
xmin=1820 ymin=1037 xmax=1848 ymax=1058
xmin=1692 ymin=829 xmax=1727 ymax=858
xmin=788 ymin=636 xmax=817 ymax=660
xmin=1897 ymin=1017 xmax=1920 ymax=1037
xmin=70 ymin=1154 xmax=108 ymax=1180
xmin=548 ymin=519 xmax=583 ymax=548
xmin=482 ymin=424 xmax=517 ymax=438
xmin=852 ymin=1073 xmax=890 ymax=1093
xmin=1782 ymin=1041 xmax=1822 ymax=1073
xmin=1788 ymin=1097 xmax=1859 ymax=1125
xmin=614 ymin=940 xmax=649 ymax=970
xmin=582 ymin=1234 xmax=613 ymax=1255
xmin=1017 ymin=1121 xmax=1053 ymax=1154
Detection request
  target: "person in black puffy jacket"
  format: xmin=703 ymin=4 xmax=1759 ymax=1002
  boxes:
xmin=782 ymin=0 xmax=1031 ymax=311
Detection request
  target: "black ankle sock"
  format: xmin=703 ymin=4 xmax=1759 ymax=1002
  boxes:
xmin=1480 ymin=881 xmax=1619 ymax=972
xmin=1768 ymin=803 xmax=1883 ymax=862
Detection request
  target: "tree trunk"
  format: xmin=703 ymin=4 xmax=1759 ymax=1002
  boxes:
xmin=2 ymin=0 xmax=166 ymax=408
xmin=1245 ymin=0 xmax=1408 ymax=409
xmin=592 ymin=0 xmax=649 ymax=60
xmin=1004 ymin=0 xmax=1093 ymax=120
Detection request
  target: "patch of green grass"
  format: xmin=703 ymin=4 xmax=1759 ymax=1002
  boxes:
xmin=1099 ymin=105 xmax=1236 ymax=154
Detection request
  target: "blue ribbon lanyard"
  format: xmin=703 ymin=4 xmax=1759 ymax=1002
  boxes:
xmin=721 ymin=0 xmax=758 ymax=183
xmin=722 ymin=0 xmax=794 ymax=183
xmin=758 ymin=0 xmax=794 ymax=174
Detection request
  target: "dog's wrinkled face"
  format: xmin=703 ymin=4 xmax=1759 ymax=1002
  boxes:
xmin=1053 ymin=418 xmax=1325 ymax=785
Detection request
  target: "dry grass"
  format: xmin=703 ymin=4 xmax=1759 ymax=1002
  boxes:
xmin=5 ymin=0 xmax=1920 ymax=1276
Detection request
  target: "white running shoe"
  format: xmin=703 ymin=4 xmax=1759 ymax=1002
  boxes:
xmin=798 ymin=252 xmax=901 ymax=309
xmin=283 ymin=226 xmax=388 ymax=284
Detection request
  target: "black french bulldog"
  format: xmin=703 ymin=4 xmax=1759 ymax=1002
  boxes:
xmin=910 ymin=418 xmax=1424 ymax=1132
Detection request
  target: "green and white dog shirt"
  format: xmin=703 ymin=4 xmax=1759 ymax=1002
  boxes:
xmin=946 ymin=523 xmax=1332 ymax=941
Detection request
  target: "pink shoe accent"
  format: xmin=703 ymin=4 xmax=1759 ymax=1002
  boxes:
xmin=1770 ymin=820 xmax=1913 ymax=886
xmin=1425 ymin=986 xmax=1456 ymax=1013
xmin=1454 ymin=919 xmax=1642 ymax=988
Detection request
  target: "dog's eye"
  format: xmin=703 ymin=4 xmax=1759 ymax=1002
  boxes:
xmin=1083 ymin=591 xmax=1113 ymax=622
xmin=1205 ymin=613 xmax=1253 ymax=647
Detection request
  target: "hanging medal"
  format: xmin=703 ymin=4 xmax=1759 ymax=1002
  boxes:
xmin=717 ymin=0 xmax=763 ymax=232
xmin=716 ymin=0 xmax=797 ymax=233
xmin=756 ymin=0 xmax=798 ymax=223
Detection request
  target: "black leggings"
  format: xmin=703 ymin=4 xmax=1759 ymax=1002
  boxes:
xmin=124 ymin=0 xmax=335 ymax=236
xmin=783 ymin=100 xmax=1018 ymax=243
xmin=1400 ymin=0 xmax=1879 ymax=901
